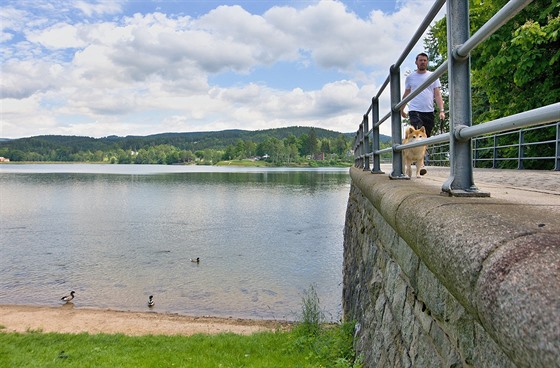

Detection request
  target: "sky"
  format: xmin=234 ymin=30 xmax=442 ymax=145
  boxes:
xmin=1 ymin=0 xmax=445 ymax=139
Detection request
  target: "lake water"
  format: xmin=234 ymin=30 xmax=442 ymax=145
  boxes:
xmin=0 ymin=164 xmax=350 ymax=322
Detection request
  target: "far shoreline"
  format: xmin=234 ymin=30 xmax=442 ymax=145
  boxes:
xmin=0 ymin=160 xmax=353 ymax=168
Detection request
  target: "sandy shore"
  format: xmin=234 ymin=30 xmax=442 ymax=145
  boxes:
xmin=0 ymin=304 xmax=292 ymax=336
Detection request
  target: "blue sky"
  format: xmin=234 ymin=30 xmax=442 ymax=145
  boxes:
xmin=1 ymin=0 xmax=444 ymax=138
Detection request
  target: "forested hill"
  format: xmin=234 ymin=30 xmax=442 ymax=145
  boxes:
xmin=0 ymin=126 xmax=378 ymax=152
xmin=0 ymin=126 xmax=391 ymax=164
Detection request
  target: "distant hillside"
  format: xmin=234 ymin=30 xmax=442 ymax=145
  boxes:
xmin=0 ymin=126 xmax=391 ymax=153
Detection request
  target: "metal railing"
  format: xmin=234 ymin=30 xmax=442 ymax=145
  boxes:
xmin=428 ymin=122 xmax=560 ymax=170
xmin=353 ymin=0 xmax=560 ymax=197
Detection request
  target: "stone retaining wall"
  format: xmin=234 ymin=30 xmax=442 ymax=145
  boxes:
xmin=343 ymin=167 xmax=560 ymax=368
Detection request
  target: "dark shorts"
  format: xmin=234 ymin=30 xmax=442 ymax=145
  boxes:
xmin=409 ymin=111 xmax=435 ymax=137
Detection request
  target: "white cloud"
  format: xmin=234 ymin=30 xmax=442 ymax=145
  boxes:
xmin=0 ymin=60 xmax=65 ymax=99
xmin=72 ymin=0 xmax=125 ymax=17
xmin=26 ymin=23 xmax=86 ymax=49
xmin=195 ymin=5 xmax=298 ymax=65
xmin=0 ymin=0 xmax=442 ymax=138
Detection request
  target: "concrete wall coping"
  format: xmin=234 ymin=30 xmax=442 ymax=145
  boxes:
xmin=349 ymin=167 xmax=560 ymax=367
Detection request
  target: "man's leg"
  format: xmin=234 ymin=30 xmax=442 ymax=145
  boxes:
xmin=408 ymin=111 xmax=422 ymax=130
xmin=417 ymin=112 xmax=434 ymax=175
xmin=418 ymin=112 xmax=435 ymax=137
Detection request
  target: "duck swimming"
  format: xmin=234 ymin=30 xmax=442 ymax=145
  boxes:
xmin=190 ymin=257 xmax=200 ymax=263
xmin=148 ymin=295 xmax=154 ymax=307
xmin=61 ymin=291 xmax=75 ymax=303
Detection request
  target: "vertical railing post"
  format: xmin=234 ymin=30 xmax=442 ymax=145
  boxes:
xmin=356 ymin=125 xmax=362 ymax=167
xmin=442 ymin=0 xmax=488 ymax=196
xmin=352 ymin=134 xmax=356 ymax=166
xmin=371 ymin=97 xmax=384 ymax=174
xmin=355 ymin=127 xmax=360 ymax=168
xmin=363 ymin=115 xmax=370 ymax=171
xmin=518 ymin=130 xmax=525 ymax=169
xmin=389 ymin=64 xmax=407 ymax=179
xmin=473 ymin=138 xmax=479 ymax=167
xmin=493 ymin=135 xmax=498 ymax=168
xmin=353 ymin=132 xmax=359 ymax=167
xmin=554 ymin=122 xmax=560 ymax=171
xmin=358 ymin=122 xmax=364 ymax=169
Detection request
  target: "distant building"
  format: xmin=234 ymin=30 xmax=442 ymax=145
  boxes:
xmin=313 ymin=152 xmax=325 ymax=161
xmin=0 ymin=157 xmax=10 ymax=162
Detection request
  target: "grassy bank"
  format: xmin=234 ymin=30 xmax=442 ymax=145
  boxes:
xmin=0 ymin=322 xmax=360 ymax=367
xmin=1 ymin=160 xmax=352 ymax=168
xmin=216 ymin=159 xmax=352 ymax=168
xmin=0 ymin=287 xmax=361 ymax=367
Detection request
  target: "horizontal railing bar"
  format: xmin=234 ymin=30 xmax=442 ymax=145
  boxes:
xmin=473 ymin=123 xmax=558 ymax=140
xmin=481 ymin=141 xmax=557 ymax=149
xmin=375 ymin=147 xmax=393 ymax=155
xmin=474 ymin=139 xmax=557 ymax=147
xmin=523 ymin=140 xmax=557 ymax=145
xmin=457 ymin=103 xmax=560 ymax=140
xmin=475 ymin=156 xmax=557 ymax=162
xmin=492 ymin=144 xmax=525 ymax=149
xmin=375 ymin=118 xmax=557 ymax=157
xmin=394 ymin=132 xmax=450 ymax=152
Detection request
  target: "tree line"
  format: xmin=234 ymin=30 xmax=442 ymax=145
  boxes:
xmin=0 ymin=127 xmax=384 ymax=166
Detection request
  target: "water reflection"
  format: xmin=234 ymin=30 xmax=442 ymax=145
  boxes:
xmin=0 ymin=165 xmax=350 ymax=321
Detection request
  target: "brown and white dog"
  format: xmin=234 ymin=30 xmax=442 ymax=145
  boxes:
xmin=402 ymin=126 xmax=427 ymax=178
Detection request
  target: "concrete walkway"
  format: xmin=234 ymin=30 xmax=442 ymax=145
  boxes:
xmin=375 ymin=164 xmax=560 ymax=208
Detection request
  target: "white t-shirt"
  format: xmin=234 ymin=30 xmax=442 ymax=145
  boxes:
xmin=405 ymin=71 xmax=441 ymax=113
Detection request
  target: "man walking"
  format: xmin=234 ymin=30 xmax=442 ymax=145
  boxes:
xmin=400 ymin=52 xmax=445 ymax=137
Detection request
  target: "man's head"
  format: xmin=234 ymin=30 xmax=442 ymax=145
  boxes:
xmin=415 ymin=53 xmax=429 ymax=72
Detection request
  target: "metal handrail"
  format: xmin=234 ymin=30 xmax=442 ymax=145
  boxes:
xmin=352 ymin=0 xmax=559 ymax=197
xmin=427 ymin=122 xmax=560 ymax=170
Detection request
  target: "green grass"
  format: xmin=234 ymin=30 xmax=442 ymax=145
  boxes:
xmin=216 ymin=159 xmax=271 ymax=167
xmin=215 ymin=159 xmax=352 ymax=168
xmin=0 ymin=324 xmax=360 ymax=367
xmin=1 ymin=288 xmax=361 ymax=367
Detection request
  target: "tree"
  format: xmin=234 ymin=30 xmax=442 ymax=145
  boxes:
xmin=319 ymin=138 xmax=331 ymax=154
xmin=179 ymin=150 xmax=195 ymax=163
xmin=257 ymin=137 xmax=286 ymax=164
xmin=298 ymin=134 xmax=309 ymax=157
xmin=223 ymin=144 xmax=236 ymax=160
xmin=0 ymin=127 xmax=355 ymax=165
xmin=244 ymin=140 xmax=256 ymax=158
xmin=334 ymin=134 xmax=348 ymax=156
xmin=429 ymin=0 xmax=559 ymax=124
xmin=307 ymin=128 xmax=318 ymax=156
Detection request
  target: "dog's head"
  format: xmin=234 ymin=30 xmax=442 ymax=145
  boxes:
xmin=404 ymin=126 xmax=427 ymax=143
